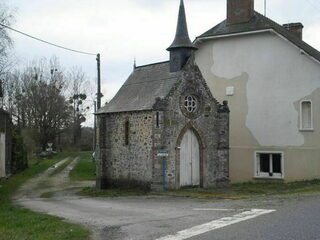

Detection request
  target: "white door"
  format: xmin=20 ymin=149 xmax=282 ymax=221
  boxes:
xmin=0 ymin=133 xmax=5 ymax=177
xmin=180 ymin=129 xmax=200 ymax=187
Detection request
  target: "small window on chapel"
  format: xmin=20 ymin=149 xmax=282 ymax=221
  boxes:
xmin=300 ymin=100 xmax=313 ymax=131
xmin=125 ymin=121 xmax=129 ymax=145
xmin=156 ymin=112 xmax=160 ymax=128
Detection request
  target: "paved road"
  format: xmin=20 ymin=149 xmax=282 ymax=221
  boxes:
xmin=189 ymin=195 xmax=320 ymax=240
xmin=13 ymin=159 xmax=320 ymax=240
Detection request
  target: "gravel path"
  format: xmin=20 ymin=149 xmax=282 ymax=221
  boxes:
xmin=14 ymin=157 xmax=95 ymax=201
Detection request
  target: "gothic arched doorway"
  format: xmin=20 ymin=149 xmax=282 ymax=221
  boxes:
xmin=180 ymin=129 xmax=200 ymax=187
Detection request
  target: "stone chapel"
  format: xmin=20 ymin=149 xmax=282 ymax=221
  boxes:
xmin=96 ymin=0 xmax=230 ymax=190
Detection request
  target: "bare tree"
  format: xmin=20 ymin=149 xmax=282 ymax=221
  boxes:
xmin=1 ymin=70 xmax=20 ymax=112
xmin=67 ymin=67 xmax=92 ymax=146
xmin=13 ymin=57 xmax=72 ymax=150
xmin=0 ymin=2 xmax=14 ymax=76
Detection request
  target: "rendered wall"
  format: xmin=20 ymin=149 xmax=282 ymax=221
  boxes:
xmin=195 ymin=31 xmax=320 ymax=182
xmin=0 ymin=133 xmax=5 ymax=177
xmin=0 ymin=111 xmax=11 ymax=178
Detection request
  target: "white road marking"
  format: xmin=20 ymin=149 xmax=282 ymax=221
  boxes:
xmin=156 ymin=209 xmax=275 ymax=240
xmin=193 ymin=208 xmax=235 ymax=211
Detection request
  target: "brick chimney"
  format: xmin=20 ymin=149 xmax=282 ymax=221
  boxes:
xmin=283 ymin=23 xmax=304 ymax=40
xmin=227 ymin=0 xmax=254 ymax=25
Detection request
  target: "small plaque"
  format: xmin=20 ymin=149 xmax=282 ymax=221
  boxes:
xmin=226 ymin=86 xmax=235 ymax=96
xmin=157 ymin=149 xmax=169 ymax=157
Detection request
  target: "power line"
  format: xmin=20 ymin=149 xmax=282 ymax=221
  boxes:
xmin=0 ymin=22 xmax=97 ymax=56
xmin=0 ymin=22 xmax=103 ymax=109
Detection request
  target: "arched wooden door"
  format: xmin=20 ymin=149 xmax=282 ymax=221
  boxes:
xmin=180 ymin=129 xmax=200 ymax=187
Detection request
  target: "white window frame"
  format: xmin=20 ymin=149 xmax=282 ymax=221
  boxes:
xmin=254 ymin=151 xmax=284 ymax=179
xmin=300 ymin=100 xmax=313 ymax=131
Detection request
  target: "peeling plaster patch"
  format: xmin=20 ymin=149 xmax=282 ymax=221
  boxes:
xmin=210 ymin=33 xmax=320 ymax=147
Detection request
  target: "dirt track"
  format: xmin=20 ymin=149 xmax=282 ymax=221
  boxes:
xmin=14 ymin=157 xmax=95 ymax=201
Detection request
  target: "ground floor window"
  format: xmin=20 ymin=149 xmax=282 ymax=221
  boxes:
xmin=255 ymin=152 xmax=284 ymax=179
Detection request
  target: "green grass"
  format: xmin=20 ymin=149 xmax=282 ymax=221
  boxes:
xmin=0 ymin=152 xmax=91 ymax=240
xmin=40 ymin=192 xmax=54 ymax=198
xmin=49 ymin=158 xmax=73 ymax=176
xmin=164 ymin=180 xmax=320 ymax=199
xmin=78 ymin=187 xmax=149 ymax=198
xmin=69 ymin=152 xmax=95 ymax=181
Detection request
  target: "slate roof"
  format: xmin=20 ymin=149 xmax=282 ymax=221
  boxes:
xmin=197 ymin=11 xmax=320 ymax=62
xmin=97 ymin=61 xmax=180 ymax=114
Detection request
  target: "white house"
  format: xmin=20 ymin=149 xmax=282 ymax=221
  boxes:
xmin=0 ymin=108 xmax=11 ymax=178
xmin=194 ymin=0 xmax=320 ymax=183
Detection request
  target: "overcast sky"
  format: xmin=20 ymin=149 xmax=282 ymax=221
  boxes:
xmin=5 ymin=0 xmax=320 ymax=126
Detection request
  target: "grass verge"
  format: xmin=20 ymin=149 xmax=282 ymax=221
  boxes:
xmin=40 ymin=192 xmax=54 ymax=199
xmin=69 ymin=152 xmax=95 ymax=181
xmin=78 ymin=180 xmax=320 ymax=200
xmin=49 ymin=158 xmax=73 ymax=176
xmin=0 ymin=152 xmax=90 ymax=240
xmin=78 ymin=187 xmax=149 ymax=198
xmin=163 ymin=180 xmax=320 ymax=199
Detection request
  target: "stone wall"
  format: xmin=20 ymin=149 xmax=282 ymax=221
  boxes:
xmin=96 ymin=111 xmax=154 ymax=189
xmin=96 ymin=59 xmax=229 ymax=190
xmin=152 ymin=60 xmax=229 ymax=189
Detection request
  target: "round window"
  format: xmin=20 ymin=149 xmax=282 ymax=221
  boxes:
xmin=184 ymin=95 xmax=198 ymax=113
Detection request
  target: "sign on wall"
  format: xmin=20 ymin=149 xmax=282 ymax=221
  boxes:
xmin=157 ymin=149 xmax=169 ymax=157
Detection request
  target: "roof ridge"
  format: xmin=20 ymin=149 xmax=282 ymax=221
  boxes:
xmin=135 ymin=61 xmax=169 ymax=69
xmin=196 ymin=11 xmax=320 ymax=63
xmin=253 ymin=11 xmax=284 ymax=31
xmin=254 ymin=11 xmax=320 ymax=59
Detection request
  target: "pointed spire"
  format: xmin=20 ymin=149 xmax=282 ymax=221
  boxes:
xmin=167 ymin=0 xmax=196 ymax=50
xmin=167 ymin=0 xmax=197 ymax=72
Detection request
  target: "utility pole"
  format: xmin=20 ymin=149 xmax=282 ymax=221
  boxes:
xmin=264 ymin=0 xmax=267 ymax=16
xmin=0 ymin=80 xmax=3 ymax=108
xmin=95 ymin=54 xmax=102 ymax=158
xmin=93 ymin=101 xmax=97 ymax=151
xmin=96 ymin=53 xmax=103 ymax=109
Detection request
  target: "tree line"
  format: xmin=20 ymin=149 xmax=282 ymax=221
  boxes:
xmin=0 ymin=2 xmax=95 ymax=154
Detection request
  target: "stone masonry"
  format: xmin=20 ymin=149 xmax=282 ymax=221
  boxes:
xmin=151 ymin=58 xmax=229 ymax=189
xmin=96 ymin=58 xmax=229 ymax=190
xmin=96 ymin=0 xmax=229 ymax=190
